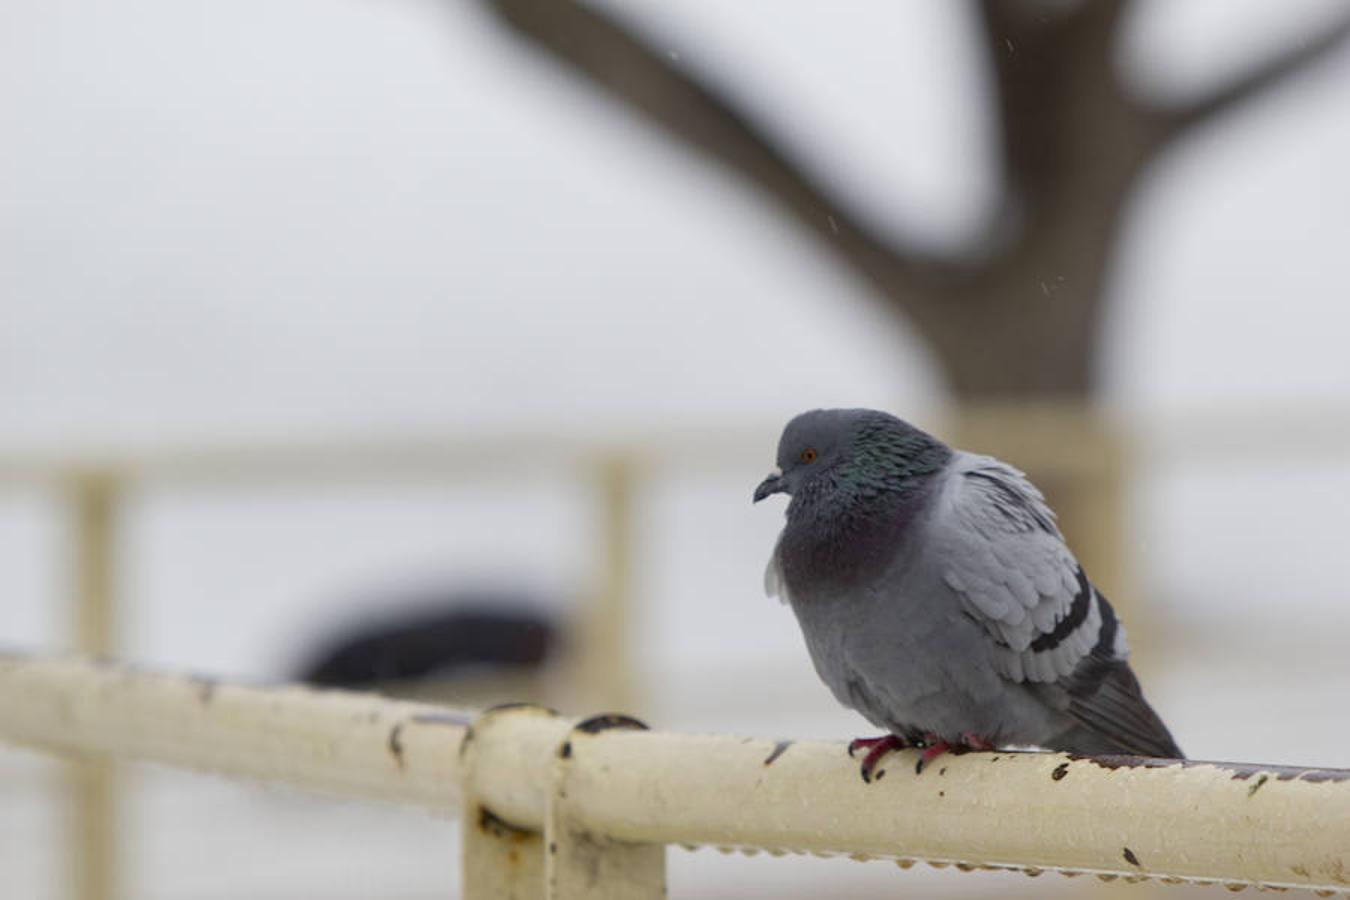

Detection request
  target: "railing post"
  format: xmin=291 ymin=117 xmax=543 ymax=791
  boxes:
xmin=545 ymin=715 xmax=664 ymax=899
xmin=576 ymin=454 xmax=638 ymax=710
xmin=460 ymin=707 xmax=549 ymax=900
xmin=67 ymin=470 xmax=121 ymax=900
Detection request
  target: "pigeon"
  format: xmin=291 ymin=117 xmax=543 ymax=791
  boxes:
xmin=754 ymin=408 xmax=1182 ymax=780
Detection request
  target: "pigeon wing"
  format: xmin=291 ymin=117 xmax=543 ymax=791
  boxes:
xmin=930 ymin=454 xmax=1097 ymax=684
xmin=929 ymin=454 xmax=1181 ymax=757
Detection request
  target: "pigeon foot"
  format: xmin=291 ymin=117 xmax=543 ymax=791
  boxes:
xmin=913 ymin=732 xmax=994 ymax=774
xmin=848 ymin=734 xmax=909 ymax=783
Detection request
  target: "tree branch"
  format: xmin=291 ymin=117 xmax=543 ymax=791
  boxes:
xmin=1153 ymin=12 xmax=1350 ymax=138
xmin=976 ymin=0 xmax=1140 ymax=199
xmin=1065 ymin=0 xmax=1133 ymax=43
xmin=473 ymin=0 xmax=962 ymax=306
xmin=976 ymin=0 xmax=1130 ymax=58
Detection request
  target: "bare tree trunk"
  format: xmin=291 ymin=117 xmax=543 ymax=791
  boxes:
xmin=474 ymin=0 xmax=1350 ymax=401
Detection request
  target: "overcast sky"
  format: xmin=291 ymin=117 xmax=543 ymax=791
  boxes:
xmin=2 ymin=0 xmax=1349 ymax=453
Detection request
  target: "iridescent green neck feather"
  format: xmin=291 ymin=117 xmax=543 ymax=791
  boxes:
xmin=781 ymin=417 xmax=952 ymax=592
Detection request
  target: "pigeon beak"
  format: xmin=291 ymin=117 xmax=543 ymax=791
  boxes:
xmin=753 ymin=468 xmax=786 ymax=503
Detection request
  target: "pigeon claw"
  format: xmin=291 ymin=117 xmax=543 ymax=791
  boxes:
xmin=850 ymin=734 xmax=907 ymax=783
xmin=848 ymin=735 xmax=894 ymax=758
xmin=851 ymin=733 xmax=996 ymax=779
xmin=914 ymin=733 xmax=995 ymax=774
xmin=914 ymin=741 xmax=951 ymax=774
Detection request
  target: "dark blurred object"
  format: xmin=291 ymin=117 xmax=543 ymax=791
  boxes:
xmin=298 ymin=594 xmax=558 ymax=690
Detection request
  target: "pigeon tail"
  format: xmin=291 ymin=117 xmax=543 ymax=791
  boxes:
xmin=1056 ymin=662 xmax=1184 ymax=759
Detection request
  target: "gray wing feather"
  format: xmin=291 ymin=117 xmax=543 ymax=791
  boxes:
xmin=931 ymin=454 xmax=1182 ymax=757
xmin=929 ymin=454 xmax=1105 ymax=683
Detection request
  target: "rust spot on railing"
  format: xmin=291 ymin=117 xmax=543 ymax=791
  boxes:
xmin=763 ymin=740 xmax=792 ymax=766
xmin=388 ymin=723 xmax=405 ymax=770
xmin=477 ymin=805 xmax=532 ymax=842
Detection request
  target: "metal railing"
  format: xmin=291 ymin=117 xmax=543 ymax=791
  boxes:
xmin=2 ymin=652 xmax=1348 ymax=897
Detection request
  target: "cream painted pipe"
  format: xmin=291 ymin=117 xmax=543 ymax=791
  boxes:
xmin=0 ymin=652 xmax=471 ymax=810
xmin=4 ymin=654 xmax=1350 ymax=894
xmin=528 ymin=728 xmax=1350 ymax=893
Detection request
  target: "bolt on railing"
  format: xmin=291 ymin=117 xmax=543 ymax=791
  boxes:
xmin=2 ymin=652 xmax=1348 ymax=897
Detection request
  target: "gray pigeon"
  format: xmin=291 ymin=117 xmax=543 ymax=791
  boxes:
xmin=754 ymin=408 xmax=1182 ymax=780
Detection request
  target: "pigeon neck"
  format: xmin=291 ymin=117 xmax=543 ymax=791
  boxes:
xmin=854 ymin=429 xmax=953 ymax=486
xmin=781 ymin=465 xmax=944 ymax=594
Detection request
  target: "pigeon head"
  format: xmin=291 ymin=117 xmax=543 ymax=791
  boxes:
xmin=753 ymin=408 xmax=950 ymax=504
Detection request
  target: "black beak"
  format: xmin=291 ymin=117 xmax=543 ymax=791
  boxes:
xmin=753 ymin=472 xmax=786 ymax=503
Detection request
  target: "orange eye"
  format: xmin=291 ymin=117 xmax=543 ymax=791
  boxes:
xmin=800 ymin=447 xmax=818 ymax=464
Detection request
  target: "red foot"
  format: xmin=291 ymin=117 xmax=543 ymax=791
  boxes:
xmin=915 ymin=733 xmax=995 ymax=774
xmin=847 ymin=734 xmax=908 ymax=783
xmin=847 ymin=735 xmax=897 ymax=757
xmin=916 ymin=741 xmax=951 ymax=773
xmin=848 ymin=732 xmax=996 ymax=780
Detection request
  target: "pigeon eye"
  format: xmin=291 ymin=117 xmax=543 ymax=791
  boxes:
xmin=800 ymin=447 xmax=818 ymax=464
